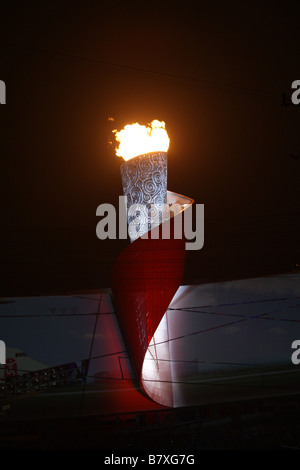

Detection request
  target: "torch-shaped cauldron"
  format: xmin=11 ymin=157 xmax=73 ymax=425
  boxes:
xmin=111 ymin=119 xmax=188 ymax=407
xmin=113 ymin=120 xmax=170 ymax=241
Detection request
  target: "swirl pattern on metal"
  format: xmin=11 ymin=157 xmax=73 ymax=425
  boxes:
xmin=120 ymin=152 xmax=168 ymax=241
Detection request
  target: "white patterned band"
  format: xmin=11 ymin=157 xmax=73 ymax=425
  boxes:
xmin=120 ymin=152 xmax=168 ymax=241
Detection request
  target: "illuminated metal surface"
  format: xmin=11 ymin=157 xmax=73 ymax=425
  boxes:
xmin=120 ymin=151 xmax=168 ymax=242
xmin=162 ymin=274 xmax=300 ymax=407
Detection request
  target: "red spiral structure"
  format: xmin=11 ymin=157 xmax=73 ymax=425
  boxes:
xmin=110 ymin=206 xmax=189 ymax=407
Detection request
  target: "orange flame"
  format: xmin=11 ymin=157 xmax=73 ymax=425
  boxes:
xmin=113 ymin=120 xmax=170 ymax=162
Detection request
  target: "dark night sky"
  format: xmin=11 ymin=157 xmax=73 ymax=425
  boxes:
xmin=0 ymin=1 xmax=299 ymax=295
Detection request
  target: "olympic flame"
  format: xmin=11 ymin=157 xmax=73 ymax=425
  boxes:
xmin=113 ymin=119 xmax=170 ymax=161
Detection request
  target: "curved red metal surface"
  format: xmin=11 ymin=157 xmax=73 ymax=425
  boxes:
xmin=110 ymin=214 xmax=186 ymax=405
